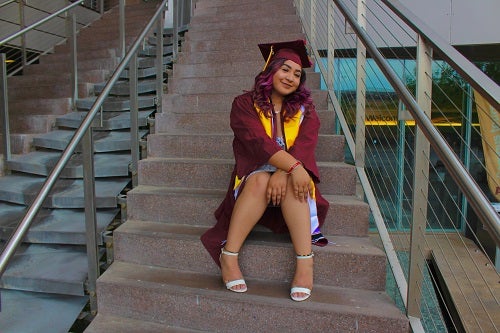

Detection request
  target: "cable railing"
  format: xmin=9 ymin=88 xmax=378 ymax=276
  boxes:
xmin=0 ymin=0 xmax=178 ymax=315
xmin=294 ymin=0 xmax=500 ymax=332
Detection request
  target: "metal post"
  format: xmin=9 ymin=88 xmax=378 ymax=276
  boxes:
xmin=67 ymin=12 xmax=78 ymax=111
xmin=355 ymin=0 xmax=367 ymax=199
xmin=156 ymin=10 xmax=164 ymax=113
xmin=310 ymin=1 xmax=317 ymax=49
xmin=407 ymin=35 xmax=433 ymax=320
xmin=1 ymin=53 xmax=11 ymax=163
xmin=18 ymin=0 xmax=27 ymax=67
xmin=130 ymin=52 xmax=139 ymax=187
xmin=82 ymin=126 xmax=99 ymax=315
xmin=99 ymin=0 xmax=105 ymax=15
xmin=119 ymin=0 xmax=126 ymax=59
xmin=172 ymin=0 xmax=178 ymax=61
xmin=459 ymin=83 xmax=472 ymax=232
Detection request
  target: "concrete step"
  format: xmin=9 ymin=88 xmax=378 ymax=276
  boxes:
xmin=126 ymin=186 xmax=369 ymax=238
xmin=137 ymin=158 xmax=356 ymax=196
xmin=0 ymin=173 xmax=129 ymax=208
xmin=8 ymin=114 xmax=58 ymax=134
xmin=84 ymin=313 xmax=203 ymax=333
xmin=8 ymin=82 xmax=93 ymax=100
xmin=155 ymin=105 xmax=333 ymax=134
xmin=8 ymin=97 xmax=71 ymax=116
xmin=193 ymin=0 xmax=296 ymax=19
xmin=0 ymin=202 xmax=118 ymax=245
xmin=6 ymin=151 xmax=132 ymax=178
xmin=138 ymin=44 xmax=173 ymax=57
xmin=182 ymin=32 xmax=307 ymax=53
xmin=119 ymin=67 xmax=158 ymax=80
xmin=183 ymin=22 xmax=302 ymax=43
xmin=188 ymin=14 xmax=300 ymax=32
xmin=7 ymin=70 xmax=109 ymax=87
xmin=55 ymin=109 xmax=154 ymax=130
xmin=146 ymin=132 xmax=344 ymax=162
xmin=0 ymin=244 xmax=90 ymax=296
xmin=33 ymin=129 xmax=148 ymax=152
xmin=161 ymin=87 xmax=333 ymax=115
xmin=3 ymin=133 xmax=37 ymax=154
xmin=169 ymin=72 xmax=322 ymax=94
xmin=94 ymin=79 xmax=157 ymax=96
xmin=22 ymin=57 xmax=120 ymax=76
xmin=39 ymin=48 xmax=117 ymax=63
xmin=95 ymin=260 xmax=409 ymax=332
xmin=114 ymin=221 xmax=385 ymax=290
xmin=76 ymin=95 xmax=156 ymax=112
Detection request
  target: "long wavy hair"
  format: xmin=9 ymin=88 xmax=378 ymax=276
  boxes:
xmin=251 ymin=58 xmax=313 ymax=120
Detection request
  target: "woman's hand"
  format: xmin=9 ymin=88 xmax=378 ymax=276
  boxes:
xmin=290 ymin=165 xmax=313 ymax=203
xmin=267 ymin=170 xmax=288 ymax=206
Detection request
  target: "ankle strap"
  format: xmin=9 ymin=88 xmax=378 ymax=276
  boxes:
xmin=221 ymin=247 xmax=239 ymax=256
xmin=296 ymin=252 xmax=314 ymax=259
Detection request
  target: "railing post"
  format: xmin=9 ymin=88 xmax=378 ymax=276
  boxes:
xmin=18 ymin=0 xmax=27 ymax=67
xmin=172 ymin=0 xmax=179 ymax=61
xmin=82 ymin=126 xmax=99 ymax=316
xmin=100 ymin=0 xmax=105 ymax=16
xmin=407 ymin=35 xmax=433 ymax=320
xmin=355 ymin=0 xmax=367 ymax=199
xmin=119 ymin=0 xmax=126 ymax=59
xmin=156 ymin=9 xmax=164 ymax=113
xmin=130 ymin=52 xmax=139 ymax=187
xmin=66 ymin=11 xmax=78 ymax=111
xmin=0 ymin=53 xmax=10 ymax=164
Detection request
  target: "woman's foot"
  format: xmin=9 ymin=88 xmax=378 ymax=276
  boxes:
xmin=290 ymin=252 xmax=314 ymax=301
xmin=220 ymin=247 xmax=247 ymax=293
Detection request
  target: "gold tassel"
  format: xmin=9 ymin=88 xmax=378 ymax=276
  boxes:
xmin=262 ymin=45 xmax=274 ymax=72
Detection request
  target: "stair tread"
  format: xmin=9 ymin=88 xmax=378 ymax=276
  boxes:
xmin=96 ymin=260 xmax=408 ymax=332
xmin=55 ymin=110 xmax=154 ymax=130
xmin=0 ymin=202 xmax=118 ymax=245
xmin=0 ymin=174 xmax=129 ymax=208
xmin=0 ymin=244 xmax=90 ymax=295
xmin=7 ymin=151 xmax=132 ymax=178
xmin=85 ymin=313 xmax=203 ymax=333
xmin=76 ymin=95 xmax=156 ymax=111
xmin=32 ymin=129 xmax=148 ymax=152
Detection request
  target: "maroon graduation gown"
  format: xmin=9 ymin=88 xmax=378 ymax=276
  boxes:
xmin=200 ymin=91 xmax=329 ymax=266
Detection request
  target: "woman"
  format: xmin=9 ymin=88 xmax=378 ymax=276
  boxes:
xmin=201 ymin=39 xmax=329 ymax=302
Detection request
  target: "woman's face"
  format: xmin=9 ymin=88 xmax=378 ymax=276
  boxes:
xmin=272 ymin=60 xmax=302 ymax=97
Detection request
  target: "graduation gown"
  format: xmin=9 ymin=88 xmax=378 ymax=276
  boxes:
xmin=200 ymin=91 xmax=329 ymax=266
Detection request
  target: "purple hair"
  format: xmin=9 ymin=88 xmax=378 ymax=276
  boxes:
xmin=251 ymin=58 xmax=313 ymax=120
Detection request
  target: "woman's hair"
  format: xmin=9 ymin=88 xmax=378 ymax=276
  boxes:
xmin=252 ymin=58 xmax=313 ymax=119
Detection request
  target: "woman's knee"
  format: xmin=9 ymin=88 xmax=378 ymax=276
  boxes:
xmin=243 ymin=172 xmax=270 ymax=196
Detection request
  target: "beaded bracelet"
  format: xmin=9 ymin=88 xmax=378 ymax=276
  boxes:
xmin=287 ymin=161 xmax=302 ymax=174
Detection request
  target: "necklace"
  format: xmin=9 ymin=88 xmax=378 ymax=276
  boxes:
xmin=273 ymin=109 xmax=280 ymax=114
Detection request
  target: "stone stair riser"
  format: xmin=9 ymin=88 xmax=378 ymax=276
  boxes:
xmin=194 ymin=2 xmax=296 ymax=18
xmin=188 ymin=15 xmax=300 ymax=32
xmin=22 ymin=58 xmax=120 ymax=75
xmin=8 ymin=70 xmax=109 ymax=87
xmin=40 ymin=49 xmax=117 ymax=63
xmin=9 ymin=114 xmax=58 ymax=134
xmin=113 ymin=222 xmax=386 ymax=290
xmin=154 ymin=108 xmax=333 ymax=134
xmin=146 ymin=133 xmax=344 ymax=162
xmin=8 ymin=98 xmax=71 ymax=116
xmin=126 ymin=189 xmax=369 ymax=237
xmin=8 ymin=83 xmax=93 ymax=100
xmin=137 ymin=159 xmax=356 ymax=196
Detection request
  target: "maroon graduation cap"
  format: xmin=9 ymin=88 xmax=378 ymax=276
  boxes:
xmin=258 ymin=39 xmax=312 ymax=71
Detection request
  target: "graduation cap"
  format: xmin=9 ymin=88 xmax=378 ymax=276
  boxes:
xmin=258 ymin=39 xmax=312 ymax=71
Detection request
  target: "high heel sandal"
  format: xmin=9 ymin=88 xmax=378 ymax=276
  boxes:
xmin=290 ymin=252 xmax=314 ymax=302
xmin=220 ymin=247 xmax=247 ymax=293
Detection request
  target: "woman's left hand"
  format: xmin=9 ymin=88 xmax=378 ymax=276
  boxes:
xmin=267 ymin=170 xmax=288 ymax=206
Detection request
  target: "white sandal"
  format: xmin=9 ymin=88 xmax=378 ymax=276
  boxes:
xmin=220 ymin=247 xmax=247 ymax=293
xmin=290 ymin=252 xmax=314 ymax=301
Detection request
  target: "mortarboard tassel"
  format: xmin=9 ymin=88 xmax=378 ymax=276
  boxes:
xmin=262 ymin=45 xmax=274 ymax=72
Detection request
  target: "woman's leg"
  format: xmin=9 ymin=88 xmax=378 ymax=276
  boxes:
xmin=221 ymin=172 xmax=270 ymax=291
xmin=280 ymin=178 xmax=313 ymax=300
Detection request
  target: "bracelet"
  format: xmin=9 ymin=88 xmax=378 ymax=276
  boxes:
xmin=287 ymin=161 xmax=302 ymax=174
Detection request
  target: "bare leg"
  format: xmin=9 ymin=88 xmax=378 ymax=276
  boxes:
xmin=221 ymin=172 xmax=270 ymax=291
xmin=280 ymin=177 xmax=313 ymax=300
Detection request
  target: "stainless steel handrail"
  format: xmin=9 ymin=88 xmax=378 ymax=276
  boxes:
xmin=0 ymin=1 xmax=84 ymax=47
xmin=382 ymin=0 xmax=500 ymax=111
xmin=0 ymin=0 xmax=15 ymax=9
xmin=0 ymin=0 xmax=169 ymax=278
xmin=333 ymin=0 xmax=500 ymax=246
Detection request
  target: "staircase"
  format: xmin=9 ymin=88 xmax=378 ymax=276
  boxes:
xmin=85 ymin=0 xmax=410 ymax=332
xmin=0 ymin=1 xmax=165 ymax=332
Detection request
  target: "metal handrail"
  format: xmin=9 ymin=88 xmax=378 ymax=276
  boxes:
xmin=0 ymin=1 xmax=84 ymax=47
xmin=0 ymin=0 xmax=169 ymax=278
xmin=0 ymin=0 xmax=15 ymax=9
xmin=333 ymin=0 xmax=500 ymax=247
xmin=382 ymin=0 xmax=500 ymax=111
